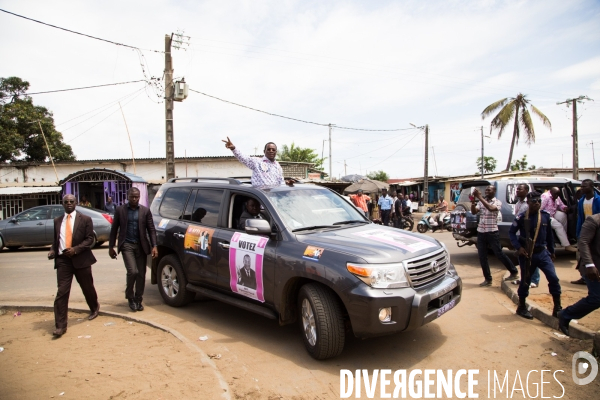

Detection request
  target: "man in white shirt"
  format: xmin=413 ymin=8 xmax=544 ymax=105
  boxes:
xmin=47 ymin=195 xmax=99 ymax=337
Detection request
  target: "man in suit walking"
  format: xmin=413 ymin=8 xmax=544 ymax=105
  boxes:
xmin=109 ymin=187 xmax=158 ymax=312
xmin=48 ymin=194 xmax=100 ymax=337
xmin=558 ymin=213 xmax=600 ymax=336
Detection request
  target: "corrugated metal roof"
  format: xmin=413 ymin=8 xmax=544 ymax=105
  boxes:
xmin=0 ymin=186 xmax=61 ymax=195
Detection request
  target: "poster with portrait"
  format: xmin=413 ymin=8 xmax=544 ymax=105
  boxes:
xmin=184 ymin=225 xmax=215 ymax=259
xmin=229 ymin=232 xmax=268 ymax=302
xmin=352 ymin=229 xmax=437 ymax=254
xmin=451 ymin=210 xmax=467 ymax=230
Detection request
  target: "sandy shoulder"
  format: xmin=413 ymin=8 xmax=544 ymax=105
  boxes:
xmin=0 ymin=310 xmax=223 ymax=399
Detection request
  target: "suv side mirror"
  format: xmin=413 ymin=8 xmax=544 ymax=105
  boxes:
xmin=245 ymin=219 xmax=271 ymax=235
xmin=9 ymin=218 xmax=18 ymax=224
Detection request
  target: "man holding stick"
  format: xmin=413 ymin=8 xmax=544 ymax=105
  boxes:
xmin=509 ymin=191 xmax=562 ymax=319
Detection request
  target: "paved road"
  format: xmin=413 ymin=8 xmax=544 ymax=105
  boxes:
xmin=1 ymin=233 xmax=597 ymax=398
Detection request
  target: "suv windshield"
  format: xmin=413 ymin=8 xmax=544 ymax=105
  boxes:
xmin=266 ymin=188 xmax=365 ymax=230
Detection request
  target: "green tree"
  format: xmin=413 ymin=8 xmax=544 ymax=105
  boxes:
xmin=481 ymin=93 xmax=550 ymax=171
xmin=510 ymin=154 xmax=537 ymax=171
xmin=476 ymin=156 xmax=497 ymax=174
xmin=0 ymin=76 xmax=75 ymax=163
xmin=366 ymin=170 xmax=389 ymax=182
xmin=278 ymin=142 xmax=324 ymax=169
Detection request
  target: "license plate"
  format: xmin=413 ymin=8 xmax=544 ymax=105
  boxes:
xmin=437 ymin=299 xmax=456 ymax=318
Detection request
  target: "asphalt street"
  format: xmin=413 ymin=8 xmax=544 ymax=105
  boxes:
xmin=1 ymin=231 xmax=598 ymax=399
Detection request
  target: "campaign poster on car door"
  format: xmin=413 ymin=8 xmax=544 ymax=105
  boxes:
xmin=229 ymin=232 xmax=268 ymax=302
xmin=184 ymin=225 xmax=214 ymax=259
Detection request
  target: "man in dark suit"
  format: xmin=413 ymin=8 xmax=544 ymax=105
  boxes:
xmin=237 ymin=254 xmax=257 ymax=289
xmin=238 ymin=198 xmax=267 ymax=230
xmin=109 ymin=187 xmax=158 ymax=312
xmin=47 ymin=194 xmax=100 ymax=337
xmin=558 ymin=214 xmax=600 ymax=336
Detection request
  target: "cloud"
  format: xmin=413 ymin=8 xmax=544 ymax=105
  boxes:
xmin=552 ymin=56 xmax=600 ymax=82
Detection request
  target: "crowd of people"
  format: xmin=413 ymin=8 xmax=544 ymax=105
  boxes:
xmin=468 ymin=180 xmax=600 ymax=333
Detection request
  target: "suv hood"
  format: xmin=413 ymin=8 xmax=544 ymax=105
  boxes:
xmin=295 ymin=224 xmax=442 ymax=263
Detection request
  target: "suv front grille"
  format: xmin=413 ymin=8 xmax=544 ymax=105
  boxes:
xmin=404 ymin=248 xmax=448 ymax=289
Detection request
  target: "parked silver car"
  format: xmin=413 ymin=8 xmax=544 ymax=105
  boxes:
xmin=0 ymin=205 xmax=112 ymax=251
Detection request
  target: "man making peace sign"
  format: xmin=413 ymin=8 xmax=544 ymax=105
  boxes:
xmin=223 ymin=137 xmax=285 ymax=188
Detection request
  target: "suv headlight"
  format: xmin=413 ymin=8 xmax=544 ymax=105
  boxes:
xmin=347 ymin=262 xmax=410 ymax=289
xmin=440 ymin=242 xmax=451 ymax=265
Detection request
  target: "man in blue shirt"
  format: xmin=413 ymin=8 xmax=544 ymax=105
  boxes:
xmin=509 ymin=191 xmax=562 ymax=320
xmin=378 ymin=188 xmax=393 ymax=226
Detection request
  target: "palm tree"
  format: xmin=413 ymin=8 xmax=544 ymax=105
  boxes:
xmin=481 ymin=93 xmax=551 ymax=171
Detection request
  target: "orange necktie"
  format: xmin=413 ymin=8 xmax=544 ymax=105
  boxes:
xmin=65 ymin=214 xmax=73 ymax=248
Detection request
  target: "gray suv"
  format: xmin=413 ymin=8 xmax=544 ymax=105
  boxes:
xmin=149 ymin=178 xmax=462 ymax=359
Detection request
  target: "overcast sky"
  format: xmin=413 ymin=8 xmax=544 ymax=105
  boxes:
xmin=1 ymin=0 xmax=599 ymax=179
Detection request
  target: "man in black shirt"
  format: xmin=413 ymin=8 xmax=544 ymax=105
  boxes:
xmin=109 ymin=188 xmax=158 ymax=312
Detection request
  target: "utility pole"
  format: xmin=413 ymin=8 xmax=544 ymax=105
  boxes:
xmin=344 ymin=160 xmax=347 ymax=176
xmin=164 ymin=34 xmax=175 ymax=181
xmin=423 ymin=124 xmax=429 ymax=204
xmin=557 ymin=95 xmax=593 ymax=180
xmin=328 ymin=124 xmax=333 ymax=180
xmin=590 ymin=140 xmax=596 ymax=169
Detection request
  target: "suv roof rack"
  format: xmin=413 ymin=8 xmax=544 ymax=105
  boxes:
xmin=167 ymin=177 xmax=241 ymax=184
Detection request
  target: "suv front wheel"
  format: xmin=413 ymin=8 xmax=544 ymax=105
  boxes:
xmin=158 ymin=255 xmax=195 ymax=307
xmin=298 ymin=283 xmax=345 ymax=360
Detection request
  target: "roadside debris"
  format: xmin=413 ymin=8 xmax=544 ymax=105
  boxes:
xmin=553 ymin=332 xmax=567 ymax=338
xmin=0 ymin=347 xmax=4 ymax=352
xmin=208 ymin=353 xmax=221 ymax=359
xmin=103 ymin=322 xmax=115 ymax=327
xmin=551 ymin=352 xmax=557 ymax=356
xmin=199 ymin=335 xmax=208 ymax=341
xmin=13 ymin=312 xmax=21 ymax=317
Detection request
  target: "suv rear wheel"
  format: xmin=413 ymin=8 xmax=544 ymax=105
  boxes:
xmin=158 ymin=255 xmax=195 ymax=307
xmin=298 ymin=283 xmax=345 ymax=360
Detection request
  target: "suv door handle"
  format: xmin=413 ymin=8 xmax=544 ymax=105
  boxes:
xmin=173 ymin=232 xmax=185 ymax=239
xmin=219 ymin=242 xmax=230 ymax=249
xmin=36 ymin=222 xmax=44 ymax=225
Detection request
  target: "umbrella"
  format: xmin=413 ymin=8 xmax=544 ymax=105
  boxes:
xmin=343 ymin=179 xmax=389 ymax=194
xmin=341 ymin=174 xmax=366 ymax=183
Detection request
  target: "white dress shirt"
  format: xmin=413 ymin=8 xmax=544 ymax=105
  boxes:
xmin=59 ymin=211 xmax=77 ymax=254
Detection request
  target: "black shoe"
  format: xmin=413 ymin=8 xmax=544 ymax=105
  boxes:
xmin=479 ymin=280 xmax=492 ymax=287
xmin=136 ymin=302 xmax=144 ymax=311
xmin=516 ymin=306 xmax=533 ymax=319
xmin=128 ymin=299 xmax=137 ymax=312
xmin=504 ymin=273 xmax=519 ymax=281
xmin=52 ymin=327 xmax=67 ymax=337
xmin=570 ymin=278 xmax=585 ymax=285
xmin=557 ymin=311 xmax=570 ymax=336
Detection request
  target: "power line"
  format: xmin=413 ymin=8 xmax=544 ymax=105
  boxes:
xmin=25 ymin=80 xmax=147 ymax=95
xmin=0 ymin=8 xmax=163 ymax=53
xmin=56 ymin=86 xmax=146 ymax=127
xmin=66 ymin=90 xmax=144 ymax=143
xmin=365 ymin=131 xmax=422 ymax=170
xmin=58 ymin=87 xmax=147 ymax=132
xmin=189 ymin=88 xmax=414 ymax=132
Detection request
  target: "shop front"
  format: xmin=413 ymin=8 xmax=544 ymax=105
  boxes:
xmin=60 ymin=168 xmax=148 ymax=210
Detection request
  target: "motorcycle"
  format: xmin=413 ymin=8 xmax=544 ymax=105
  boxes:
xmin=399 ymin=209 xmax=414 ymax=231
xmin=417 ymin=207 xmax=452 ymax=233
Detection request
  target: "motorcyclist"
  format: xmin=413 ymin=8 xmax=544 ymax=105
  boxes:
xmin=436 ymin=196 xmax=449 ymax=230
